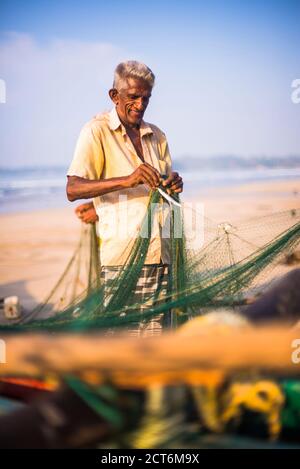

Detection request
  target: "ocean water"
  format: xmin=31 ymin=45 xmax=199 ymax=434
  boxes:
xmin=0 ymin=166 xmax=300 ymax=214
xmin=0 ymin=167 xmax=69 ymax=214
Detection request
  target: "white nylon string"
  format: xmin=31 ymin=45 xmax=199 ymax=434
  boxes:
xmin=157 ymin=188 xmax=181 ymax=207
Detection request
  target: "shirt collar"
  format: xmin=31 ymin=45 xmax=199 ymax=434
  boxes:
xmin=109 ymin=107 xmax=153 ymax=137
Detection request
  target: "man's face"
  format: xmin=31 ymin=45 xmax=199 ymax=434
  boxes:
xmin=110 ymin=77 xmax=152 ymax=128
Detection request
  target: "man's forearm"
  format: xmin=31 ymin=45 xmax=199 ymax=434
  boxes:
xmin=67 ymin=175 xmax=131 ymax=201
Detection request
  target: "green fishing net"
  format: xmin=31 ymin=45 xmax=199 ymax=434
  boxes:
xmin=0 ymin=189 xmax=299 ymax=333
xmin=1 ymin=188 xmax=300 ymax=448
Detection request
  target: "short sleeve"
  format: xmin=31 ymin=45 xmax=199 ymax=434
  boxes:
xmin=67 ymin=125 xmax=104 ymax=180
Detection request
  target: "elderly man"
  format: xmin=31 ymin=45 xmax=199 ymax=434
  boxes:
xmin=67 ymin=61 xmax=183 ymax=335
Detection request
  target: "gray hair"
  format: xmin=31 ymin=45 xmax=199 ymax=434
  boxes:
xmin=113 ymin=61 xmax=155 ymax=91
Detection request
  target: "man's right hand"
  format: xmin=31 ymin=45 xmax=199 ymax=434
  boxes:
xmin=127 ymin=163 xmax=161 ymax=189
xmin=67 ymin=165 xmax=161 ymax=202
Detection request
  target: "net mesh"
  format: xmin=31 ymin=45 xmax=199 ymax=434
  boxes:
xmin=0 ymin=190 xmax=299 ymax=333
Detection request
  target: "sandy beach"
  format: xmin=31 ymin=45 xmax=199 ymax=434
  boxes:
xmin=0 ymin=179 xmax=299 ymax=310
xmin=193 ymin=178 xmax=300 ymax=223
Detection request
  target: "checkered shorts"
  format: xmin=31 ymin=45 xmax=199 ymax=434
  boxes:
xmin=100 ymin=264 xmax=172 ymax=337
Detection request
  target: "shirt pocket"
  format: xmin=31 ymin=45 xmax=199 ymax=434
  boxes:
xmin=158 ymin=159 xmax=168 ymax=176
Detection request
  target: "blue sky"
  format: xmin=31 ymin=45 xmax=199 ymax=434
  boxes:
xmin=0 ymin=0 xmax=299 ymax=167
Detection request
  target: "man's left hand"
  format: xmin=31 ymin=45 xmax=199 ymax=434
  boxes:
xmin=162 ymin=171 xmax=183 ymax=194
xmin=75 ymin=202 xmax=99 ymax=224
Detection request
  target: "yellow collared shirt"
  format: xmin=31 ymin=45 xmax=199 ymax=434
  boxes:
xmin=67 ymin=108 xmax=173 ymax=266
